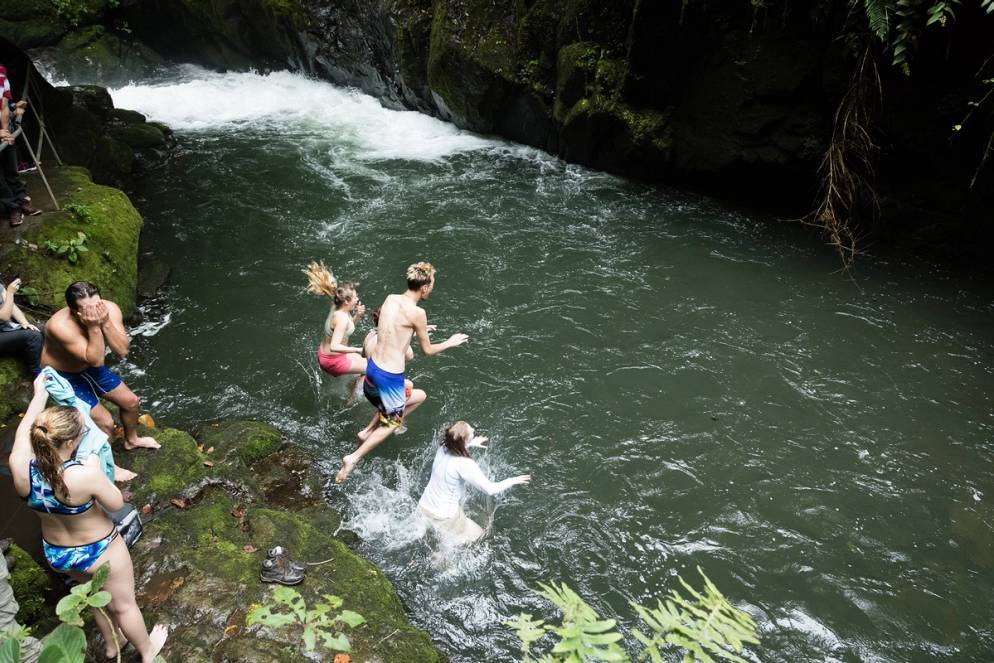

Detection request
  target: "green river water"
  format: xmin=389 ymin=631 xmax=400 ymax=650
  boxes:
xmin=101 ymin=67 xmax=994 ymax=662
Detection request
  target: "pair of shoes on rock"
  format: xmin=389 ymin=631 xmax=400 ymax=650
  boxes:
xmin=261 ymin=546 xmax=305 ymax=585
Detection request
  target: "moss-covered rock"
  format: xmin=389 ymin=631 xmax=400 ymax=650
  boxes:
xmin=119 ymin=427 xmax=210 ymax=508
xmin=136 ymin=488 xmax=442 ymax=662
xmin=113 ymin=420 xmax=444 ymax=662
xmin=117 ymin=0 xmax=311 ymax=72
xmin=0 ymin=359 xmax=28 ymax=424
xmin=26 ymin=24 xmax=166 ymax=88
xmin=0 ymin=17 xmax=67 ymax=49
xmin=0 ymin=166 xmax=142 ymax=318
xmin=6 ymin=544 xmax=52 ymax=627
xmin=194 ymin=420 xmax=284 ymax=468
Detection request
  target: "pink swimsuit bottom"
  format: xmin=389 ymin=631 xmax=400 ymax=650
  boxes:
xmin=317 ymin=348 xmax=352 ymax=377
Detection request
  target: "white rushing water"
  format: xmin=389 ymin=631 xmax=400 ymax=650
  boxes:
xmin=110 ymin=66 xmax=499 ymax=161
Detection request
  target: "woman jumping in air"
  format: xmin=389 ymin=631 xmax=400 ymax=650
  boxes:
xmin=9 ymin=373 xmax=167 ymax=663
xmin=418 ymin=421 xmax=530 ymax=544
xmin=305 ymin=261 xmax=367 ymax=378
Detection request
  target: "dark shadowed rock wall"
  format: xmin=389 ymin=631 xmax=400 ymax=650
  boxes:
xmin=4 ymin=0 xmax=992 ymax=256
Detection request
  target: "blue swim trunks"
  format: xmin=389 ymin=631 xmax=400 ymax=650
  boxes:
xmin=57 ymin=366 xmax=122 ymax=408
xmin=363 ymin=357 xmax=407 ymax=429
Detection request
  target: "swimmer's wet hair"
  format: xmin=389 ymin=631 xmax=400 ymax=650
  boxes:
xmin=441 ymin=421 xmax=473 ymax=458
xmin=406 ymin=262 xmax=436 ymax=291
xmin=304 ymin=261 xmax=358 ymax=308
xmin=65 ymin=281 xmax=100 ymax=310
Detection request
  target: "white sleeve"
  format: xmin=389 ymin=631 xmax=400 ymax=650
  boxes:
xmin=456 ymin=458 xmax=518 ymax=496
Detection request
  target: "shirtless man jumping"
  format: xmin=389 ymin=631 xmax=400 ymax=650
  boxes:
xmin=42 ymin=282 xmax=160 ymax=457
xmin=336 ymin=262 xmax=467 ymax=483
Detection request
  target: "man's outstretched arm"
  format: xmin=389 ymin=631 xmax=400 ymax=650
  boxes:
xmin=413 ymin=309 xmax=468 ymax=356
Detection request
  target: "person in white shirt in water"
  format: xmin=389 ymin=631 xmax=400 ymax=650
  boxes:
xmin=417 ymin=421 xmax=530 ymax=544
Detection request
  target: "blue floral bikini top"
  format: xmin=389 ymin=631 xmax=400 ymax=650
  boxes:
xmin=25 ymin=459 xmax=93 ymax=515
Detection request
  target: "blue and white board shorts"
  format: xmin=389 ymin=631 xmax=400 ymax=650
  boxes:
xmin=363 ymin=357 xmax=407 ymax=428
xmin=57 ymin=366 xmax=122 ymax=408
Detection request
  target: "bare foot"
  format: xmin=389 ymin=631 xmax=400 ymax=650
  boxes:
xmin=125 ymin=435 xmax=161 ymax=450
xmin=113 ymin=465 xmax=137 ymax=482
xmin=335 ymin=455 xmax=357 ymax=483
xmin=142 ymin=623 xmax=168 ymax=663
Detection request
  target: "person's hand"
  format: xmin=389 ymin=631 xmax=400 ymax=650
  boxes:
xmin=446 ymin=333 xmax=469 ymax=348
xmin=426 ymin=324 xmax=437 ymax=332
xmin=31 ymin=371 xmax=50 ymax=400
xmin=76 ymin=302 xmax=106 ymax=327
xmin=512 ymin=474 xmax=531 ymax=486
xmin=93 ymin=300 xmax=110 ymax=324
xmin=468 ymin=435 xmax=488 ymax=449
xmin=20 ymin=323 xmax=39 ymax=332
xmin=355 ymin=302 xmax=366 ymax=319
xmin=5 ymin=278 xmax=20 ymax=295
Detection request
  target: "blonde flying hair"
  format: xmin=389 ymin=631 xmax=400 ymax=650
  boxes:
xmin=31 ymin=406 xmax=85 ymax=499
xmin=304 ymin=261 xmax=358 ymax=308
xmin=406 ymin=261 xmax=436 ymax=291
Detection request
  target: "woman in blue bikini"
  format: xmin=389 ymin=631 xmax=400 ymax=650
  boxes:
xmin=9 ymin=373 xmax=167 ymax=662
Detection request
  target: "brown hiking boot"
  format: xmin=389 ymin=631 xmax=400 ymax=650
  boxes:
xmin=267 ymin=546 xmax=306 ymax=573
xmin=261 ymin=554 xmax=305 ymax=585
xmin=9 ymin=210 xmax=23 ymax=227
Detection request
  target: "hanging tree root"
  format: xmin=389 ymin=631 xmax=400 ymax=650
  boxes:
xmin=804 ymin=42 xmax=882 ymax=270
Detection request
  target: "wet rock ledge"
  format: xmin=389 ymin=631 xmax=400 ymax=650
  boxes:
xmin=109 ymin=419 xmax=445 ymax=662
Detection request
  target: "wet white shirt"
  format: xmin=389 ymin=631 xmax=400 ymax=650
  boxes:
xmin=418 ymin=446 xmax=517 ymax=520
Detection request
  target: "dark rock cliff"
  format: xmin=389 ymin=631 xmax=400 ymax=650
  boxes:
xmin=3 ymin=0 xmax=992 ymax=256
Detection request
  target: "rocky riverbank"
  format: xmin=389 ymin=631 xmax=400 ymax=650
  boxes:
xmin=3 ymin=420 xmax=445 ymax=661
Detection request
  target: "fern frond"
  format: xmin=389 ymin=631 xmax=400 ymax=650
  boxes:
xmin=863 ymin=0 xmax=892 ymax=42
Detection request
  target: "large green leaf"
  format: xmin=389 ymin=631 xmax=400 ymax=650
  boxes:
xmin=319 ymin=632 xmax=351 ymax=653
xmin=0 ymin=637 xmax=20 ymax=663
xmin=87 ymin=591 xmax=111 ymax=608
xmin=55 ymin=595 xmax=84 ymax=627
xmin=301 ymin=627 xmax=316 ymax=652
xmin=336 ymin=610 xmax=365 ymax=628
xmin=39 ymin=624 xmax=86 ymax=663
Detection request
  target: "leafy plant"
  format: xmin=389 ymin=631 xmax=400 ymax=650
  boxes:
xmin=246 ymin=587 xmax=365 ymax=655
xmin=44 ymin=232 xmax=89 ymax=264
xmin=0 ymin=626 xmax=31 ymax=661
xmin=48 ymin=0 xmax=119 ymax=26
xmin=0 ymin=562 xmax=166 ymax=663
xmin=48 ymin=0 xmax=94 ymax=26
xmin=15 ymin=286 xmax=40 ymax=307
xmin=64 ymin=203 xmax=96 ymax=224
xmin=507 ymin=568 xmax=758 ymax=663
xmin=860 ymin=0 xmax=994 ymax=75
xmin=633 ymin=568 xmax=759 ymax=663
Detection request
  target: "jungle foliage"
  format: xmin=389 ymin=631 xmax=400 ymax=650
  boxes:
xmin=507 ymin=567 xmax=758 ymax=663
